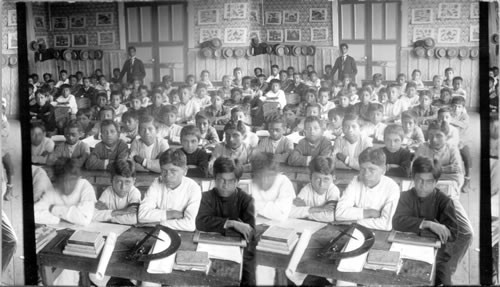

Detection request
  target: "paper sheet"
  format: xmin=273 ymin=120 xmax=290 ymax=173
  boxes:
xmin=95 ymin=232 xmax=117 ymax=280
xmin=337 ymin=229 xmax=369 ymax=272
xmin=147 ymin=230 xmax=176 ymax=274
xmin=82 ymin=136 xmax=101 ymax=149
xmin=266 ymin=218 xmax=327 ymax=235
xmin=389 ymin=242 xmax=435 ymax=265
xmin=285 ymin=229 xmax=312 ymax=285
xmin=48 ymin=221 xmax=130 ymax=237
xmin=196 ymin=243 xmax=242 ymax=264
xmin=255 ymin=130 xmax=270 ymax=137
xmin=286 ymin=132 xmax=304 ymax=145
xmin=51 ymin=135 xmax=66 ymax=142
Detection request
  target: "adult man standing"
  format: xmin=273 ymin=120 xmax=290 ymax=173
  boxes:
xmin=331 ymin=43 xmax=358 ymax=82
xmin=119 ymin=46 xmax=146 ymax=84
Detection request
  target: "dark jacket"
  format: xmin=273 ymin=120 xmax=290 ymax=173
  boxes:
xmin=119 ymin=57 xmax=146 ymax=83
xmin=332 ymin=54 xmax=358 ymax=81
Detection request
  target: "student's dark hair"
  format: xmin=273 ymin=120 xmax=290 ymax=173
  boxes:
xmin=161 ymin=104 xmax=178 ymax=115
xmin=383 ymin=124 xmax=404 ymax=140
xmin=256 ymin=73 xmax=266 ymax=78
xmin=100 ymin=119 xmax=119 ymax=131
xmin=340 ymin=43 xmax=349 ymax=49
xmin=250 ymin=152 xmax=278 ymax=173
xmin=396 ymin=73 xmax=406 ymax=79
xmin=372 ymin=73 xmax=383 ymax=81
xmin=405 ymin=81 xmax=417 ymax=91
xmin=195 ymin=112 xmax=210 ymax=123
xmin=231 ymin=106 xmax=244 ymax=116
xmin=271 ymin=64 xmax=279 ymax=69
xmin=223 ymin=120 xmax=246 ymax=134
xmin=368 ymin=102 xmax=384 ymax=114
xmin=96 ymin=92 xmax=108 ymax=101
xmin=427 ymin=119 xmax=450 ymax=136
xmin=47 ymin=79 xmax=55 ymax=84
xmin=99 ymin=106 xmax=115 ymax=118
xmin=128 ymin=46 xmax=136 ymax=52
xmin=306 ymin=103 xmax=320 ymax=113
xmin=342 ymin=113 xmax=360 ymax=125
xmin=65 ymin=120 xmax=83 ymax=133
xmin=60 ymin=69 xmax=68 ymax=74
xmin=411 ymin=69 xmax=421 ymax=76
xmin=231 ymin=87 xmax=243 ymax=97
xmin=288 ymin=66 xmax=295 ymax=71
xmin=324 ymin=64 xmax=332 ymax=69
xmin=242 ymin=76 xmax=252 ymax=82
xmin=269 ymin=79 xmax=281 ymax=86
xmin=60 ymin=84 xmax=71 ymax=90
xmin=68 ymin=75 xmax=77 ymax=80
xmin=308 ymin=156 xmax=335 ymax=176
xmin=440 ymin=87 xmax=452 ymax=96
xmin=159 ymin=148 xmax=187 ymax=167
xmin=437 ymin=107 xmax=451 ymax=116
xmin=110 ymin=91 xmax=121 ymax=99
xmin=451 ymin=96 xmax=466 ymax=106
xmin=452 ymin=76 xmax=463 ymax=82
xmin=53 ymin=158 xmax=81 ymax=181
xmin=139 ymin=114 xmax=155 ymax=126
xmin=308 ymin=71 xmax=317 ymax=77
xmin=358 ymin=147 xmax=386 ymax=167
xmin=113 ymin=68 xmax=120 ymax=73
xmin=110 ymin=159 xmax=136 ymax=178
xmin=401 ymin=110 xmax=417 ymax=122
xmin=34 ymin=90 xmax=44 ymax=97
xmin=282 ymin=104 xmax=298 ymax=114
xmin=279 ymin=69 xmax=288 ymax=76
xmin=31 ymin=121 xmax=46 ymax=132
xmin=196 ymin=82 xmax=207 ymax=92
xmin=43 ymin=72 xmax=52 ymax=78
xmin=122 ymin=110 xmax=139 ymax=122
xmin=318 ymin=87 xmax=330 ymax=96
xmin=347 ymin=82 xmax=358 ymax=89
xmin=328 ymin=107 xmax=345 ymax=120
xmin=268 ymin=115 xmax=286 ymax=127
xmin=254 ymin=67 xmax=263 ymax=73
xmin=444 ymin=67 xmax=454 ymax=74
xmin=411 ymin=156 xmax=441 ymax=180
xmin=418 ymin=90 xmax=432 ymax=99
xmin=304 ymin=115 xmax=321 ymax=127
xmin=138 ymin=85 xmax=149 ymax=91
xmin=76 ymin=108 xmax=93 ymax=119
xmin=213 ymin=157 xmax=243 ymax=180
xmin=180 ymin=125 xmax=201 ymax=140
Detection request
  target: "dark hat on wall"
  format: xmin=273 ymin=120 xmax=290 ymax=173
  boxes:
xmin=435 ymin=47 xmax=447 ymax=58
xmin=88 ymin=50 xmax=96 ymax=60
xmin=283 ymin=45 xmax=291 ymax=56
xmin=71 ymin=50 xmax=79 ymax=61
xmin=274 ymin=44 xmax=285 ymax=56
xmin=29 ymin=41 xmax=39 ymax=51
xmin=423 ymin=37 xmax=436 ymax=49
xmin=291 ymin=45 xmax=301 ymax=56
xmin=307 ymin=46 xmax=316 ymax=56
xmin=62 ymin=49 xmax=73 ymax=61
xmin=414 ymin=46 xmax=425 ymax=58
xmin=8 ymin=55 xmax=18 ymax=67
xmin=222 ymin=47 xmax=233 ymax=58
xmin=493 ymin=33 xmax=499 ymax=44
xmin=80 ymin=50 xmax=89 ymax=61
xmin=301 ymin=46 xmax=308 ymax=56
xmin=266 ymin=45 xmax=273 ymax=55
xmin=200 ymin=47 xmax=213 ymax=58
xmin=2 ymin=55 xmax=8 ymax=67
xmin=94 ymin=50 xmax=104 ymax=60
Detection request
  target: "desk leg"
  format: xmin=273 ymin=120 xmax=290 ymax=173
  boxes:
xmin=80 ymin=271 xmax=91 ymax=287
xmin=275 ymin=269 xmax=288 ymax=286
xmin=39 ymin=265 xmax=63 ymax=286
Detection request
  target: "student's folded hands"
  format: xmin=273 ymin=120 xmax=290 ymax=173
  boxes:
xmin=227 ymin=220 xmax=253 ymax=242
xmin=133 ymin=155 xmax=145 ymax=164
xmin=293 ymin=197 xmax=307 ymax=207
xmin=336 ymin=153 xmax=347 ymax=163
xmin=167 ymin=210 xmax=184 ymax=219
xmin=95 ymin=201 xmax=108 ymax=210
xmin=111 ymin=205 xmax=139 ymax=217
xmin=423 ymin=220 xmax=451 ymax=244
xmin=363 ymin=208 xmax=381 ymax=219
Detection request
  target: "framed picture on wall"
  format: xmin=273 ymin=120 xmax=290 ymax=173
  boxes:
xmin=311 ymin=27 xmax=328 ymax=42
xmin=7 ymin=32 xmax=17 ymax=49
xmin=198 ymin=9 xmax=218 ymax=25
xmin=249 ymin=9 xmax=260 ymax=24
xmin=54 ymin=34 xmax=70 ymax=48
xmin=72 ymin=34 xmax=88 ymax=47
xmin=199 ymin=28 xmax=221 ymax=43
xmin=96 ymin=12 xmax=113 ymax=26
xmin=69 ymin=15 xmax=86 ymax=29
xmin=52 ymin=17 xmax=68 ymax=30
xmin=470 ymin=25 xmax=479 ymax=42
xmin=34 ymin=16 xmax=45 ymax=29
xmin=470 ymin=3 xmax=479 ymax=19
xmin=223 ymin=3 xmax=247 ymax=20
xmin=438 ymin=3 xmax=461 ymax=19
xmin=411 ymin=8 xmax=433 ymax=24
xmin=98 ymin=31 xmax=115 ymax=46
xmin=8 ymin=10 xmax=17 ymax=26
xmin=267 ymin=29 xmax=283 ymax=42
xmin=412 ymin=27 xmax=435 ymax=42
xmin=285 ymin=29 xmax=301 ymax=42
xmin=283 ymin=10 xmax=300 ymax=24
xmin=265 ymin=11 xmax=282 ymax=25
xmin=249 ymin=30 xmax=260 ymax=42
xmin=437 ymin=27 xmax=461 ymax=43
xmin=35 ymin=36 xmax=48 ymax=47
xmin=309 ymin=8 xmax=327 ymax=22
xmin=224 ymin=28 xmax=248 ymax=44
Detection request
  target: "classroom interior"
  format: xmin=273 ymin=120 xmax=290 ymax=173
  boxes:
xmin=1 ymin=0 xmax=497 ymax=285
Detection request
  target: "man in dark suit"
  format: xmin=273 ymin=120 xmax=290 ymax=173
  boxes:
xmin=331 ymin=43 xmax=358 ymax=82
xmin=119 ymin=46 xmax=146 ymax=84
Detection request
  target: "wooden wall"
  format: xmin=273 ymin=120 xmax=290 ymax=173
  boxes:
xmin=1 ymin=57 xmax=19 ymax=117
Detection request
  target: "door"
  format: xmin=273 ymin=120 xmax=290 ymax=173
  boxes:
xmin=338 ymin=0 xmax=401 ymax=82
xmin=125 ymin=2 xmax=187 ymax=85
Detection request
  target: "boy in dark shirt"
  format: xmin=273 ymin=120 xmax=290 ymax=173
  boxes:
xmin=30 ymin=91 xmax=56 ymax=133
xmin=179 ymin=125 xmax=209 ymax=178
xmin=381 ymin=124 xmax=412 ymax=178
xmin=196 ymin=157 xmax=255 ymax=285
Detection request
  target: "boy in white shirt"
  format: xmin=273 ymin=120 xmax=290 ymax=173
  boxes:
xmin=31 ymin=122 xmax=55 ymax=164
xmin=335 ymin=147 xmax=400 ymax=231
xmin=263 ymin=79 xmax=287 ymax=109
xmin=55 ymin=84 xmax=78 ymax=117
xmin=317 ymin=87 xmax=336 ymax=119
xmin=177 ymin=86 xmax=201 ymax=124
xmin=138 ymin=149 xmax=202 ymax=231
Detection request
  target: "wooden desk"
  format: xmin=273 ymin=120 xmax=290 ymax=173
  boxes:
xmin=255 ymin=224 xmax=435 ymax=286
xmin=38 ymin=227 xmax=241 ymax=286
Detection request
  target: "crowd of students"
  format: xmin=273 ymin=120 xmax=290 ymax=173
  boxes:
xmin=30 ymin=55 xmax=476 ymax=285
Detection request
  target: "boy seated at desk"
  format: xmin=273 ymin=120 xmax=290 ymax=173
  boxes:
xmin=361 ymin=103 xmax=387 ymax=143
xmin=289 ymin=156 xmax=340 ymax=222
xmin=256 ymin=116 xmax=293 ymax=163
xmin=401 ymin=110 xmax=425 ymax=152
xmin=156 ymin=104 xmax=182 ymax=144
xmin=138 ymin=149 xmax=202 ymax=231
xmin=179 ymin=125 xmax=209 ymax=178
xmin=288 ymin=116 xmax=332 ymax=167
xmin=392 ymin=156 xmax=459 ymax=286
xmin=93 ymin=159 xmax=141 ymax=225
xmin=196 ymin=157 xmax=256 ymax=286
xmin=76 ymin=108 xmax=98 ymax=139
xmin=324 ymin=108 xmax=344 ymax=141
xmin=85 ymin=120 xmax=129 ymax=171
xmin=55 ymin=84 xmax=78 ymax=118
xmin=31 ymin=122 xmax=55 ymax=165
xmin=89 ymin=106 xmax=116 ymax=140
xmin=129 ymin=115 xmax=169 ymax=173
xmin=203 ymin=91 xmax=231 ymax=125
xmin=411 ymin=90 xmax=438 ymax=125
xmin=195 ymin=112 xmax=220 ymax=148
xmin=46 ymin=120 xmax=90 ymax=168
xmin=230 ymin=107 xmax=258 ymax=149
xmin=119 ymin=110 xmax=139 ymax=143
xmin=30 ymin=90 xmax=56 ymax=133
xmin=335 ymin=147 xmax=400 ymax=231
xmin=177 ymin=85 xmax=201 ymax=124
xmin=381 ymin=124 xmax=413 ymax=178
xmin=450 ymin=96 xmax=472 ymax=193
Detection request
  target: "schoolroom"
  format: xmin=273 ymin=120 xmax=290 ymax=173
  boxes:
xmin=25 ymin=0 xmax=482 ymax=286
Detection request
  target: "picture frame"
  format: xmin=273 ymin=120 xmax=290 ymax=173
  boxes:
xmin=285 ymin=29 xmax=301 ymax=42
xmin=470 ymin=25 xmax=479 ymax=42
xmin=72 ymin=34 xmax=88 ymax=47
xmin=98 ymin=31 xmax=115 ymax=46
xmin=311 ymin=27 xmax=328 ymax=42
xmin=52 ymin=17 xmax=68 ymax=30
xmin=249 ymin=30 xmax=260 ymax=42
xmin=198 ymin=9 xmax=218 ymax=25
xmin=69 ymin=15 xmax=86 ymax=29
xmin=224 ymin=27 xmax=248 ymax=44
xmin=309 ymin=8 xmax=327 ymax=22
xmin=438 ymin=3 xmax=461 ymax=19
xmin=411 ymin=8 xmax=433 ymax=24
xmin=265 ymin=11 xmax=282 ymax=25
xmin=412 ymin=27 xmax=435 ymax=42
xmin=223 ymin=3 xmax=247 ymax=20
xmin=283 ymin=10 xmax=300 ymax=24
xmin=199 ymin=28 xmax=222 ymax=43
xmin=34 ymin=16 xmax=45 ymax=29
xmin=267 ymin=29 xmax=283 ymax=42
xmin=96 ymin=12 xmax=113 ymax=26
xmin=437 ymin=27 xmax=461 ymax=44
xmin=7 ymin=32 xmax=17 ymax=49
xmin=249 ymin=9 xmax=260 ymax=24
xmin=470 ymin=3 xmax=479 ymax=19
xmin=54 ymin=34 xmax=70 ymax=48
xmin=8 ymin=10 xmax=17 ymax=26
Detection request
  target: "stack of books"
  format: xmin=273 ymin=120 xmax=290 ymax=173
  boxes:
xmin=364 ymin=249 xmax=402 ymax=273
xmin=173 ymin=250 xmax=211 ymax=274
xmin=256 ymin=226 xmax=299 ymax=255
xmin=35 ymin=224 xmax=57 ymax=253
xmin=62 ymin=230 xmax=104 ymax=258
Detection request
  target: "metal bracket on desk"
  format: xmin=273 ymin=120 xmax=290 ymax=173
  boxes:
xmin=317 ymin=223 xmax=375 ymax=260
xmin=126 ymin=225 xmax=181 ymax=262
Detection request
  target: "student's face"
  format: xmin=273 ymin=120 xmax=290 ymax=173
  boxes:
xmin=139 ymin=121 xmax=157 ymax=145
xmin=63 ymin=88 xmax=70 ymax=97
xmin=152 ymin=93 xmax=163 ymax=106
xmin=112 ymin=175 xmax=135 ymax=198
xmin=31 ymin=127 xmax=45 ymax=146
xmin=83 ymin=79 xmax=91 ymax=88
xmin=349 ymin=86 xmax=357 ymax=95
xmin=318 ymin=92 xmax=329 ymax=104
xmin=70 ymin=77 xmax=78 ymax=86
xmin=304 ymin=121 xmax=323 ymax=142
xmin=331 ymin=115 xmax=343 ymax=128
xmin=234 ymin=70 xmax=242 ymax=80
xmin=343 ymin=78 xmax=351 ymax=86
xmin=133 ymin=80 xmax=141 ymax=88
xmin=445 ymin=70 xmax=454 ymax=79
xmin=181 ymin=134 xmax=199 ymax=154
xmin=305 ymin=92 xmax=316 ymax=104
xmin=111 ymin=95 xmax=121 ymax=107
xmin=28 ymin=87 xmax=34 ymax=95
xmin=433 ymin=77 xmax=442 ymax=87
xmin=293 ymin=74 xmax=301 ymax=84
xmin=160 ymin=163 xmax=187 ymax=189
xmin=370 ymin=110 xmax=383 ymax=124
xmin=413 ymin=172 xmax=437 ymax=198
xmin=254 ymin=69 xmax=262 ymax=77
xmin=402 ymin=117 xmax=415 ymax=133
xmin=374 ymin=79 xmax=382 ymax=87
xmin=271 ymin=67 xmax=278 ymax=75
xmin=132 ymin=99 xmax=142 ymax=110
xmin=48 ymin=82 xmax=55 ymax=89
xmin=186 ymin=77 xmax=195 ymax=86
xmin=361 ymin=91 xmax=371 ymax=104
xmin=215 ymin=172 xmax=238 ymax=197
xmin=99 ymin=77 xmax=107 ymax=85
xmin=384 ymin=133 xmax=402 ymax=153
xmin=129 ymin=49 xmax=136 ymax=57
xmin=242 ymin=79 xmax=251 ymax=90
xmin=437 ymin=112 xmax=451 ymax=124
xmin=97 ymin=96 xmax=107 ymax=107
xmin=35 ymin=94 xmax=47 ymax=106
xmin=412 ymin=71 xmax=421 ymax=80
xmin=340 ymin=96 xmax=350 ymax=107
xmin=113 ymin=70 xmax=120 ymax=77
xmin=232 ymin=112 xmax=245 ymax=123
xmin=232 ymin=91 xmax=242 ymax=102
xmin=180 ymin=89 xmax=191 ymax=104
xmin=407 ymin=87 xmax=417 ymax=97
xmin=343 ymin=120 xmax=360 ymax=142
xmin=419 ymin=95 xmax=431 ymax=107
xmin=65 ymin=127 xmax=81 ymax=145
xmin=311 ymin=172 xmax=333 ymax=195
xmin=279 ymin=72 xmax=288 ymax=82
xmin=306 ymin=107 xmax=320 ymax=117
xmin=428 ymin=129 xmax=446 ymax=149
xmin=61 ymin=174 xmax=80 ymax=195
xmin=124 ymin=117 xmax=138 ymax=131
xmin=325 ymin=67 xmax=333 ymax=74
xmin=211 ymin=95 xmax=223 ymax=107
xmin=223 ymin=77 xmax=232 ymax=87
xmin=452 ymin=80 xmax=462 ymax=90
xmin=164 ymin=112 xmax=177 ymax=126
xmin=196 ymin=119 xmax=209 ymax=133
xmin=283 ymin=109 xmax=296 ymax=122
xmin=77 ymin=114 xmax=90 ymax=127
xmin=307 ymin=66 xmax=314 ymax=73
xmin=379 ymin=92 xmax=388 ymax=103
xmin=258 ymin=76 xmax=266 ymax=85
xmin=100 ymin=111 xmax=114 ymax=121
xmin=287 ymin=68 xmax=294 ymax=77
xmin=252 ymin=169 xmax=278 ymax=191
xmin=271 ymin=83 xmax=280 ymax=93
xmin=201 ymin=72 xmax=209 ymax=81
xmin=359 ymin=162 xmax=385 ymax=187
xmin=389 ymin=87 xmax=399 ymax=101
xmin=397 ymin=76 xmax=406 ymax=85
xmin=101 ymin=124 xmax=119 ymax=146
xmin=60 ymin=72 xmax=68 ymax=80
xmin=268 ymin=122 xmax=284 ymax=141
xmin=310 ymin=73 xmax=318 ymax=81
xmin=225 ymin=129 xmax=242 ymax=149
xmin=452 ymin=103 xmax=464 ymax=115
xmin=27 ymin=78 xmax=33 ymax=85
xmin=43 ymin=74 xmax=50 ymax=82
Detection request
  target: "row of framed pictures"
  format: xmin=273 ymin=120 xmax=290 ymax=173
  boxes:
xmin=200 ymin=27 xmax=328 ymax=44
xmin=44 ymin=31 xmax=115 ymax=48
xmin=34 ymin=13 xmax=114 ymax=30
xmin=411 ymin=3 xmax=479 ymax=24
xmin=413 ymin=26 xmax=479 ymax=43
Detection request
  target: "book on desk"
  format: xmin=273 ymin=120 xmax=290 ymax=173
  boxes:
xmin=173 ymin=250 xmax=211 ymax=275
xmin=256 ymin=225 xmax=299 ymax=255
xmin=388 ymin=230 xmax=441 ymax=248
xmin=62 ymin=230 xmax=105 ymax=258
xmin=193 ymin=230 xmax=247 ymax=247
